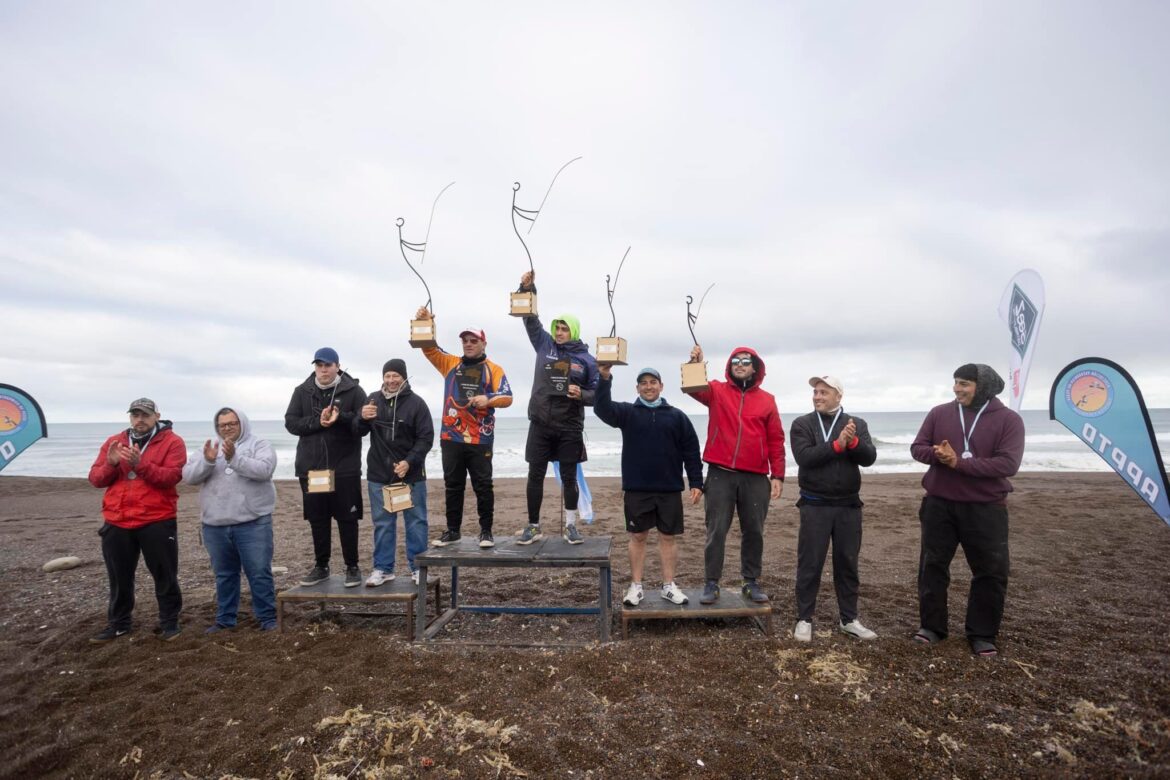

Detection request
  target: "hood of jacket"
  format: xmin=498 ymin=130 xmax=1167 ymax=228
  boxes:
xmin=213 ymin=406 xmax=253 ymax=445
xmin=723 ymin=346 xmax=767 ymax=388
xmin=971 ymin=364 xmax=1006 ymax=408
xmin=549 ymin=314 xmax=581 ymax=341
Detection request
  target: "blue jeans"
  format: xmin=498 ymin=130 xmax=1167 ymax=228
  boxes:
xmin=202 ymin=515 xmax=276 ymax=628
xmin=368 ymin=481 xmax=428 ymax=574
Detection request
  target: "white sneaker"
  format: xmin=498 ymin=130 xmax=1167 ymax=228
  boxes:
xmin=660 ymin=582 xmax=689 ymax=605
xmin=622 ymin=582 xmax=643 ymax=606
xmin=365 ymin=569 xmax=393 ymax=587
xmin=411 ymin=570 xmax=420 ymax=586
xmin=794 ymin=620 xmax=813 ymax=643
xmin=839 ymin=619 xmax=877 ymax=640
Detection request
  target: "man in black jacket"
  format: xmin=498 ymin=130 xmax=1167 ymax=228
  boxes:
xmin=789 ymin=375 xmax=878 ymax=642
xmin=356 ymin=359 xmax=434 ymax=587
xmin=595 ymin=365 xmax=703 ymax=606
xmin=284 ymin=347 xmax=367 ymax=588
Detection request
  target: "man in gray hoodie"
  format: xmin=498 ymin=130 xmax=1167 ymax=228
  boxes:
xmin=183 ymin=407 xmax=279 ymax=632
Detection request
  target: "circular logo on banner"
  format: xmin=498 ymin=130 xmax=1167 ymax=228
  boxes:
xmin=1065 ymin=370 xmax=1113 ymax=418
xmin=0 ymin=394 xmax=29 ymax=435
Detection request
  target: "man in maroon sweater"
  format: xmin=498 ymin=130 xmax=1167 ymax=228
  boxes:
xmin=910 ymin=364 xmax=1025 ymax=657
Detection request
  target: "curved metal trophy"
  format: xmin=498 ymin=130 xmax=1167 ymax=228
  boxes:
xmin=596 ymin=247 xmax=630 ymax=365
xmin=510 ymin=156 xmax=581 ymax=316
xmin=400 ymin=182 xmax=455 ymax=348
xmin=681 ymin=284 xmax=715 ymax=392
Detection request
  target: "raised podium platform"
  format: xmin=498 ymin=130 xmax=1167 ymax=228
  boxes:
xmin=619 ymin=587 xmax=773 ymax=639
xmin=276 ymin=573 xmax=443 ymax=640
xmin=414 ymin=534 xmax=613 ymax=645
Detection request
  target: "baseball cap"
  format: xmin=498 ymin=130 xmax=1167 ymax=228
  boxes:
xmin=459 ymin=328 xmax=486 ymax=342
xmin=312 ymin=347 xmax=340 ymax=364
xmin=127 ymin=398 xmax=158 ymax=414
xmin=636 ymin=367 xmax=662 ymax=383
xmin=808 ymin=375 xmax=844 ymax=394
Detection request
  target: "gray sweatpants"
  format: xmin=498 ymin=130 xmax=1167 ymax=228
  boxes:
xmin=703 ymin=466 xmax=771 ymax=581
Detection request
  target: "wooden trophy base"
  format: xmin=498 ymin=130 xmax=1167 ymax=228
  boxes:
xmin=680 ymin=361 xmax=709 ymax=393
xmin=510 ymin=291 xmax=537 ymax=317
xmin=383 ymin=484 xmax=414 ymax=512
xmin=306 ymin=469 xmax=336 ymax=493
xmin=409 ymin=318 xmax=437 ymax=349
xmin=596 ymin=336 xmax=628 ymax=366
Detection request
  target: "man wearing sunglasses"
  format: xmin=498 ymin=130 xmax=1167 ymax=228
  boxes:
xmin=415 ymin=307 xmax=513 ymax=549
xmin=685 ymin=346 xmax=785 ymax=605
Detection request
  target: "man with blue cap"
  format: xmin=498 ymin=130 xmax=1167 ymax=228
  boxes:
xmin=595 ymin=363 xmax=703 ymax=606
xmin=284 ymin=347 xmax=368 ymax=588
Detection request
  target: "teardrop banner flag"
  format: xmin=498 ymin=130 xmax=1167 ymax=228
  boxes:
xmin=1049 ymin=359 xmax=1170 ymax=526
xmin=998 ymin=269 xmax=1045 ymax=411
xmin=0 ymin=384 xmax=48 ymax=474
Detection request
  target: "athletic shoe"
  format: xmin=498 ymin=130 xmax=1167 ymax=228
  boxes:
xmin=741 ymin=580 xmax=769 ymax=603
xmin=89 ymin=626 xmax=130 ymax=644
xmin=793 ymin=620 xmax=813 ymax=643
xmin=517 ymin=525 xmax=542 ymax=545
xmin=204 ymin=623 xmax=233 ymax=635
xmin=433 ymin=530 xmax=461 ymax=547
xmin=411 ymin=570 xmax=420 ymax=585
xmin=700 ymin=580 xmax=720 ymax=604
xmin=660 ymin=582 xmax=689 ymax=605
xmin=159 ymin=625 xmax=183 ymax=642
xmin=839 ymin=619 xmax=877 ymax=641
xmin=300 ymin=565 xmax=329 ymax=586
xmin=564 ymin=524 xmax=583 ymax=544
xmin=622 ymin=582 xmax=644 ymax=606
xmin=366 ymin=569 xmax=393 ymax=587
xmin=344 ymin=566 xmax=362 ymax=588
xmin=259 ymin=621 xmax=278 ymax=631
xmin=478 ymin=531 xmax=495 ymax=548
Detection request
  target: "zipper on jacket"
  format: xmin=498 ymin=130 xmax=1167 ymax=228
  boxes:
xmin=731 ymin=388 xmax=746 ymax=468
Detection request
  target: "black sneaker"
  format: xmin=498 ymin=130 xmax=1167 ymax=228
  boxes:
xmin=433 ymin=530 xmax=461 ymax=547
xmin=700 ymin=580 xmax=720 ymax=604
xmin=478 ymin=531 xmax=495 ymax=548
xmin=89 ymin=626 xmax=130 ymax=644
xmin=159 ymin=625 xmax=182 ymax=642
xmin=742 ymin=580 xmax=769 ymax=603
xmin=300 ymin=565 xmax=329 ymax=586
xmin=344 ymin=566 xmax=362 ymax=588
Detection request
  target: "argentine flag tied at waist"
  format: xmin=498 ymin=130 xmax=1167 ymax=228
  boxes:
xmin=550 ymin=462 xmax=594 ymax=523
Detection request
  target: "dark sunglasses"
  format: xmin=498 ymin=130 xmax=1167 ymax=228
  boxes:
xmin=729 ymin=357 xmax=753 ymax=367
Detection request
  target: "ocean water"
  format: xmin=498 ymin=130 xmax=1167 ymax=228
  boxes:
xmin=4 ymin=409 xmax=1169 ymax=481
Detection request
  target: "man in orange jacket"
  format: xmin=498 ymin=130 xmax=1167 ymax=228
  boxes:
xmin=685 ymin=346 xmax=786 ymax=605
xmin=87 ymin=398 xmax=187 ymax=643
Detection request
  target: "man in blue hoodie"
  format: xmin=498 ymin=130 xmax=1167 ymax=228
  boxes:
xmin=595 ymin=364 xmax=703 ymax=606
xmin=515 ymin=271 xmax=600 ymax=545
xmin=182 ymin=407 xmax=278 ymax=633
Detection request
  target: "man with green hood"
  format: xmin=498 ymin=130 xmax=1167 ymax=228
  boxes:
xmin=515 ymin=271 xmax=600 ymax=544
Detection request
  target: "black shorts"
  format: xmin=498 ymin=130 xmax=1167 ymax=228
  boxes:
xmin=299 ymin=473 xmax=363 ymax=523
xmin=624 ymin=491 xmax=684 ymax=536
xmin=525 ymin=425 xmax=587 ymax=464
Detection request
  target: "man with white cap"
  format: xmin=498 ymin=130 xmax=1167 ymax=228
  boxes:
xmin=414 ymin=307 xmax=513 ymax=548
xmin=788 ymin=375 xmax=878 ymax=643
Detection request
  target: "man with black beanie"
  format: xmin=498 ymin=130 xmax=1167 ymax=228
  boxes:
xmin=910 ymin=363 xmax=1025 ymax=657
xmin=357 ymin=359 xmax=434 ymax=586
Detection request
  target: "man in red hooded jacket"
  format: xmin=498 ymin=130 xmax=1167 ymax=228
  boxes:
xmin=87 ymin=398 xmax=187 ymax=643
xmin=685 ymin=345 xmax=785 ymax=604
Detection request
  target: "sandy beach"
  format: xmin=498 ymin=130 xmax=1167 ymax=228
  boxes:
xmin=1 ymin=473 xmax=1168 ymax=778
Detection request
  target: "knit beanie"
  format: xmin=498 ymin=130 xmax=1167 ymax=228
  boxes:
xmin=383 ymin=359 xmax=408 ymax=379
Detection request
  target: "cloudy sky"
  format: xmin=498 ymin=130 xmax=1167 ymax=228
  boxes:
xmin=3 ymin=1 xmax=1168 ymax=423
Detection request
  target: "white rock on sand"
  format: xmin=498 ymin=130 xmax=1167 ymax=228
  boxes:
xmin=42 ymin=556 xmax=82 ymax=573
xmin=272 ymin=565 xmax=289 ymax=574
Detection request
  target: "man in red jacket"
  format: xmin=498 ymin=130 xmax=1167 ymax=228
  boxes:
xmin=685 ymin=346 xmax=785 ymax=604
xmin=87 ymin=398 xmax=187 ymax=643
